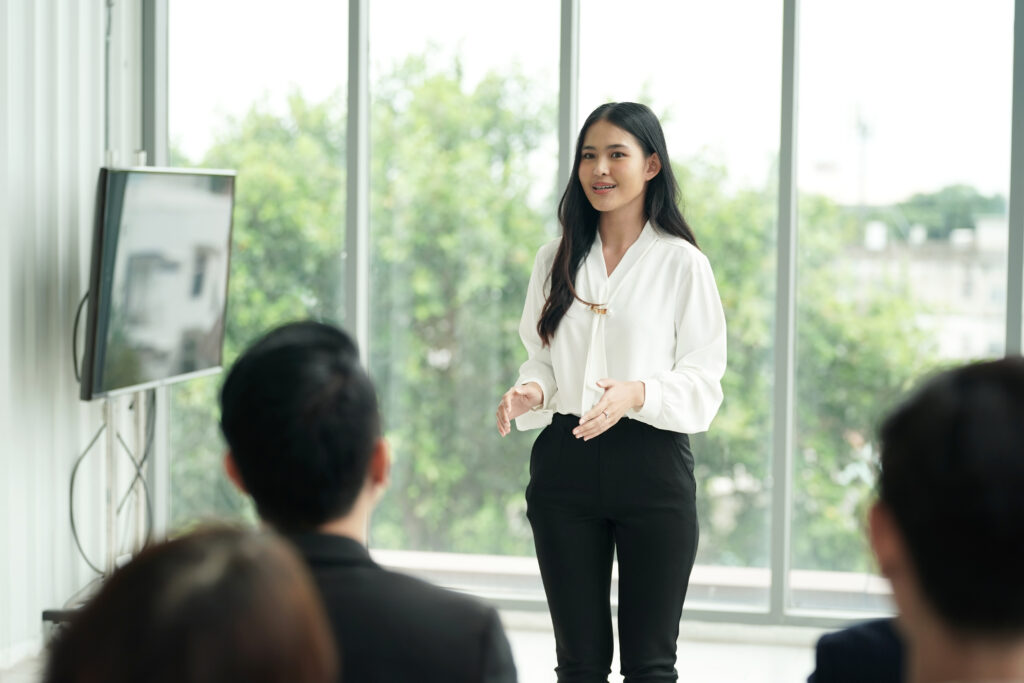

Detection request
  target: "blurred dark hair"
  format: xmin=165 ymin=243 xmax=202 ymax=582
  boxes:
xmin=43 ymin=526 xmax=336 ymax=683
xmin=539 ymin=101 xmax=698 ymax=345
xmin=879 ymin=357 xmax=1024 ymax=635
xmin=220 ymin=320 xmax=380 ymax=531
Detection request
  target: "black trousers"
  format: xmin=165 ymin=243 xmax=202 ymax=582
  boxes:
xmin=526 ymin=413 xmax=699 ymax=683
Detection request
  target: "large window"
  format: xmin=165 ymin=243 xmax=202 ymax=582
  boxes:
xmin=580 ymin=0 xmax=782 ymax=610
xmin=792 ymin=0 xmax=1012 ymax=610
xmin=167 ymin=0 xmax=347 ymax=528
xmin=366 ymin=0 xmax=560 ymax=555
xmin=158 ymin=1 xmax=1024 ymax=625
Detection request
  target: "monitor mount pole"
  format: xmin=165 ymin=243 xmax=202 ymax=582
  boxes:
xmin=103 ymin=398 xmax=118 ymax=575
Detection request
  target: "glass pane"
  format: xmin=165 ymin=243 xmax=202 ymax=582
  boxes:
xmin=792 ymin=0 xmax=1012 ymax=611
xmin=368 ymin=0 xmax=559 ymax=555
xmin=579 ymin=0 xmax=782 ymax=611
xmin=167 ymin=1 xmax=347 ymax=529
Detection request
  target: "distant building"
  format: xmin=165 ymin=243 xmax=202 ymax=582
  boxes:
xmin=844 ymin=214 xmax=1006 ymax=360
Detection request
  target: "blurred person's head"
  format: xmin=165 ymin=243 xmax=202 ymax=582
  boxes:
xmin=43 ymin=526 xmax=336 ymax=683
xmin=220 ymin=321 xmax=389 ymax=537
xmin=870 ymin=357 xmax=1024 ymax=679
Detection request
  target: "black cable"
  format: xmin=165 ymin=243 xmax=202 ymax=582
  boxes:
xmin=70 ymin=394 xmax=159 ymax=577
xmin=115 ymin=430 xmax=154 ymax=546
xmin=113 ymin=390 xmax=158 ymax=548
xmin=63 ymin=575 xmax=104 ymax=609
xmin=72 ymin=291 xmax=88 ymax=382
xmin=69 ymin=424 xmax=107 ymax=576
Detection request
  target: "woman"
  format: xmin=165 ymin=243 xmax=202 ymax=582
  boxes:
xmin=496 ymin=102 xmax=726 ymax=682
xmin=43 ymin=526 xmax=337 ymax=683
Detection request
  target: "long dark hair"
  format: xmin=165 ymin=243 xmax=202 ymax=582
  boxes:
xmin=538 ymin=102 xmax=698 ymax=345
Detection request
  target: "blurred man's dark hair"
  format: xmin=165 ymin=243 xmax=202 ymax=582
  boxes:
xmin=220 ymin=320 xmax=379 ymax=532
xmin=878 ymin=356 xmax=1024 ymax=635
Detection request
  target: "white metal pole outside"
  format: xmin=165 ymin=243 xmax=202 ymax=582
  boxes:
xmin=1005 ymin=0 xmax=1024 ymax=355
xmin=770 ymin=0 xmax=800 ymax=621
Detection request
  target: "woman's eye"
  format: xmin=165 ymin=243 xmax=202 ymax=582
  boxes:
xmin=582 ymin=153 xmax=594 ymax=159
xmin=611 ymin=152 xmax=625 ymax=158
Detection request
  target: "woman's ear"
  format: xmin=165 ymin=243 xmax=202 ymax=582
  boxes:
xmin=645 ymin=152 xmax=662 ymax=180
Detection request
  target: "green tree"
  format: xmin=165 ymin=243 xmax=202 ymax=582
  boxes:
xmin=791 ymin=193 xmax=929 ymax=571
xmin=368 ymin=55 xmax=554 ymax=554
xmin=865 ymin=184 xmax=1007 ymax=240
xmin=169 ymin=55 xmax=937 ymax=575
xmin=682 ymin=162 xmax=929 ymax=572
xmin=169 ymin=93 xmax=347 ymax=529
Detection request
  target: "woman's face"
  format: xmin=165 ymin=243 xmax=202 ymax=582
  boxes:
xmin=577 ymin=119 xmax=660 ymax=218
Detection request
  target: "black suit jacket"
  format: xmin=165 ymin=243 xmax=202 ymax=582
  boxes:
xmin=807 ymin=618 xmax=904 ymax=683
xmin=288 ymin=532 xmax=517 ymax=683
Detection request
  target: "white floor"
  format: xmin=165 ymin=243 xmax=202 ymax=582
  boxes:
xmin=505 ymin=612 xmax=820 ymax=683
xmin=0 ymin=658 xmax=39 ymax=683
xmin=1 ymin=614 xmax=821 ymax=683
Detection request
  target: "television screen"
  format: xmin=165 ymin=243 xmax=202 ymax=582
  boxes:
xmin=80 ymin=167 xmax=236 ymax=401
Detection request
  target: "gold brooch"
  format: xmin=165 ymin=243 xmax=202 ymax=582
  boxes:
xmin=588 ymin=304 xmax=608 ymax=315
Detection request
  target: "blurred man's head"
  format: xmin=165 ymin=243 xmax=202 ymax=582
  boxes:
xmin=220 ymin=321 xmax=388 ymax=533
xmin=870 ymin=357 xmax=1024 ymax=640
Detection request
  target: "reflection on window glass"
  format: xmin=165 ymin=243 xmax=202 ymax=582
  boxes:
xmin=580 ymin=0 xmax=781 ymax=610
xmin=367 ymin=0 xmax=559 ymax=556
xmin=167 ymin=1 xmax=347 ymax=529
xmin=793 ymin=0 xmax=1011 ymax=611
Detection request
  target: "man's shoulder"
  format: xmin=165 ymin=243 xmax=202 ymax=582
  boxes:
xmin=810 ymin=618 xmax=903 ymax=683
xmin=290 ymin=534 xmax=499 ymax=628
xmin=309 ymin=562 xmax=515 ymax=682
xmin=371 ymin=565 xmax=498 ymax=617
xmin=311 ymin=559 xmax=498 ymax=626
xmin=818 ymin=618 xmax=900 ymax=651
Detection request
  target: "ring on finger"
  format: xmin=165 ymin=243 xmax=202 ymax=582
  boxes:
xmin=602 ymin=410 xmax=609 ymax=419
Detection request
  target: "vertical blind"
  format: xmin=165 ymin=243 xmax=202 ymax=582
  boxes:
xmin=0 ymin=0 xmax=131 ymax=665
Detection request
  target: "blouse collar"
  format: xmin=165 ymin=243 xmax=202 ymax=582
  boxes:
xmin=588 ymin=220 xmax=658 ymax=291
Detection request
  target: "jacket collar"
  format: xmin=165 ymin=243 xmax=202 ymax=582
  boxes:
xmin=286 ymin=531 xmax=378 ymax=569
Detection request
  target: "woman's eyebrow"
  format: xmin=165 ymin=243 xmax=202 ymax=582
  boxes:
xmin=581 ymin=143 xmax=630 ymax=151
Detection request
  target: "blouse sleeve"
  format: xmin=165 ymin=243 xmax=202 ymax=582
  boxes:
xmin=633 ymin=250 xmax=727 ymax=434
xmin=514 ymin=245 xmax=557 ymax=431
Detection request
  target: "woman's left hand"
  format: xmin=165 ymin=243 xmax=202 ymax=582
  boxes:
xmin=573 ymin=379 xmax=645 ymax=441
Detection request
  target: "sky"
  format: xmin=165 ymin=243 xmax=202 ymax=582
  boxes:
xmin=169 ymin=0 xmax=1013 ymax=207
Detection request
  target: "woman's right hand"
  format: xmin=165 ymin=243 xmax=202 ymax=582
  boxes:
xmin=496 ymin=382 xmax=544 ymax=437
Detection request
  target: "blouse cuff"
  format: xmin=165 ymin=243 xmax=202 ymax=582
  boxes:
xmin=517 ymin=377 xmax=551 ymax=411
xmin=633 ymin=377 xmax=663 ymax=422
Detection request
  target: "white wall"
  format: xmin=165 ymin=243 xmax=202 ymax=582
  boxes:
xmin=1 ymin=0 xmax=142 ymax=667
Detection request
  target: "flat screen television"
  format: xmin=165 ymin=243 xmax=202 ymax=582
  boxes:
xmin=80 ymin=167 xmax=236 ymax=401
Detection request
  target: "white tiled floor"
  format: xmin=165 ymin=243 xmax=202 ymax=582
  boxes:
xmin=505 ymin=612 xmax=820 ymax=683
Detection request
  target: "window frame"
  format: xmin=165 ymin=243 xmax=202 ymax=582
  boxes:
xmin=145 ymin=0 xmax=1024 ymax=628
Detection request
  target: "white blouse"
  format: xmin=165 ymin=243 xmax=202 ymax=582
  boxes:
xmin=514 ymin=221 xmax=727 ymax=434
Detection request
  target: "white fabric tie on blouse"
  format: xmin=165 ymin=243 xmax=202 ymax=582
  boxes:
xmin=578 ymin=233 xmax=660 ymax=414
xmin=514 ymin=221 xmax=727 ymax=435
